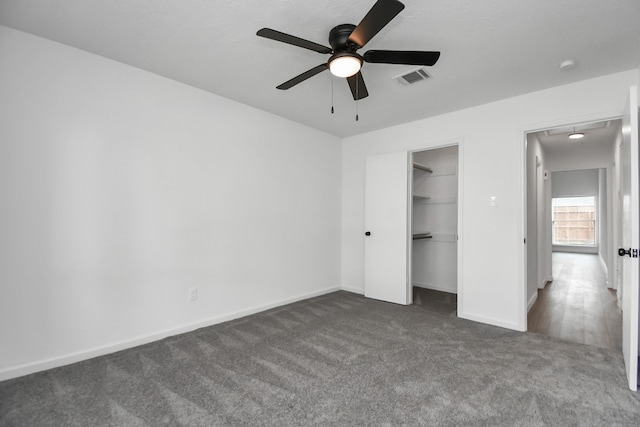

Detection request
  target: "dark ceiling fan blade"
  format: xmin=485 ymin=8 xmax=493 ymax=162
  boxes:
xmin=276 ymin=64 xmax=328 ymax=90
xmin=346 ymin=72 xmax=369 ymax=100
xmin=363 ymin=50 xmax=441 ymax=66
xmin=347 ymin=0 xmax=405 ymax=48
xmin=257 ymin=28 xmax=332 ymax=54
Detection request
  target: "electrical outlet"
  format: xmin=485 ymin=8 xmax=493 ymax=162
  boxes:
xmin=188 ymin=287 xmax=198 ymax=302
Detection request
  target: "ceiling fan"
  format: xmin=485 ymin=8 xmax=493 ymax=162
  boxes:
xmin=257 ymin=0 xmax=440 ymax=101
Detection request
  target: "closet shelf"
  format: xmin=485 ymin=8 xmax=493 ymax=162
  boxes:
xmin=413 ymin=162 xmax=433 ymax=173
xmin=414 ymin=195 xmax=456 ymax=204
xmin=412 ymin=232 xmax=433 ymax=240
xmin=412 ymin=195 xmax=431 ymax=202
xmin=421 ymin=232 xmax=457 ymax=243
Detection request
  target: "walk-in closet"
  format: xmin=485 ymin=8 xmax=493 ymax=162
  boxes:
xmin=411 ymin=145 xmax=459 ymax=299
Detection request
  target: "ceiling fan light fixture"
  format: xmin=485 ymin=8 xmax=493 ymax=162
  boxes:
xmin=329 ymin=53 xmax=362 ymax=78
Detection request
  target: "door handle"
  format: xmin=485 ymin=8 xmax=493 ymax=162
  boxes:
xmin=618 ymin=248 xmax=638 ymax=258
xmin=365 ymin=231 xmax=371 ymax=236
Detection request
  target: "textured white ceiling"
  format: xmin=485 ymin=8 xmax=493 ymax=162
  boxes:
xmin=1 ymin=0 xmax=639 ymax=138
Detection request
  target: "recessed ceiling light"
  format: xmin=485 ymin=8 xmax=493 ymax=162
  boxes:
xmin=559 ymin=60 xmax=576 ymax=70
xmin=568 ymin=127 xmax=584 ymax=139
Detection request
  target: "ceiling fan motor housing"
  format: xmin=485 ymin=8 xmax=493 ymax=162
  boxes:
xmin=329 ymin=24 xmax=359 ymax=51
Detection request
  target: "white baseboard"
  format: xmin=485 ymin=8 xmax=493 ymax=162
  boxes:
xmin=552 ymin=245 xmax=598 ymax=254
xmin=527 ymin=291 xmax=538 ymax=312
xmin=598 ymin=254 xmax=608 ymax=277
xmin=538 ymin=276 xmax=551 ymax=290
xmin=341 ymin=285 xmax=364 ymax=295
xmin=457 ymin=310 xmax=524 ymax=332
xmin=0 ymin=285 xmax=341 ymax=382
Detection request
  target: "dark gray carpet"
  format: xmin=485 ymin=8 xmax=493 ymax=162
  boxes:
xmin=1 ymin=291 xmax=639 ymax=426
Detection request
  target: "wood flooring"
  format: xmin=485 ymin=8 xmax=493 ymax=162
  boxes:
xmin=527 ymin=252 xmax=622 ymax=350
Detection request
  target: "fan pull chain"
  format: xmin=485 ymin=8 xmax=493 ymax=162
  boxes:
xmin=355 ymin=76 xmax=359 ymax=121
xmin=331 ymin=78 xmax=335 ymax=114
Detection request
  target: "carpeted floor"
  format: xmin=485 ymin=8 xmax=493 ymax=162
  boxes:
xmin=1 ymin=291 xmax=639 ymax=426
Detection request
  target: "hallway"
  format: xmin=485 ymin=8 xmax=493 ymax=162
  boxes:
xmin=528 ymin=252 xmax=622 ymax=350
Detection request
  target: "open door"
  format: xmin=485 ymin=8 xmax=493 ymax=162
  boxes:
xmin=619 ymin=85 xmax=639 ymax=391
xmin=364 ymin=151 xmax=411 ymax=305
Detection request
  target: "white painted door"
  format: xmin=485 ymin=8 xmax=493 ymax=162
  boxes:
xmin=364 ymin=151 xmax=410 ymax=305
xmin=620 ymin=85 xmax=639 ymax=391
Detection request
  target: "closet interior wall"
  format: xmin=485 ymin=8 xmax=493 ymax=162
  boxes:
xmin=411 ymin=146 xmax=459 ymax=294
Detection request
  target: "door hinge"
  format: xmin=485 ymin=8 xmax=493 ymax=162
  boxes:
xmin=524 ymin=238 xmax=526 ymax=244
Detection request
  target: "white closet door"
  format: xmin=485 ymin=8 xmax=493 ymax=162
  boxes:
xmin=620 ymin=85 xmax=639 ymax=391
xmin=364 ymin=151 xmax=410 ymax=305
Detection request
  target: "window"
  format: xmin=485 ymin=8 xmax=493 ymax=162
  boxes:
xmin=552 ymin=196 xmax=596 ymax=246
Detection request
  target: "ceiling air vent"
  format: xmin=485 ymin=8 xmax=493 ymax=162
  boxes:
xmin=394 ymin=67 xmax=432 ymax=86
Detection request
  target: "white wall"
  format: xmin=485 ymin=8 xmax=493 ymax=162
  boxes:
xmin=599 ymin=169 xmax=609 ymax=269
xmin=546 ymin=135 xmax=617 ymax=172
xmin=341 ymin=69 xmax=639 ymax=331
xmin=0 ymin=26 xmax=342 ymax=380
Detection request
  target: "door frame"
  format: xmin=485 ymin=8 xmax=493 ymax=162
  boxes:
xmin=407 ymin=138 xmax=464 ymax=309
xmin=620 ymin=85 xmax=639 ymax=391
xmin=519 ymin=111 xmax=623 ymax=330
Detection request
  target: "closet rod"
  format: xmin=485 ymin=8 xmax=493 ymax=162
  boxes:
xmin=412 ymin=233 xmax=433 ymax=240
xmin=413 ymin=163 xmax=433 ymax=173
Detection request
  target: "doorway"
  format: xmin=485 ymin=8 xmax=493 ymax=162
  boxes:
xmin=410 ymin=145 xmax=459 ymax=314
xmin=525 ymin=119 xmax=623 ymax=349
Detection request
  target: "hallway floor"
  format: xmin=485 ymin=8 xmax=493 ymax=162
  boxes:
xmin=527 ymin=252 xmax=622 ymax=350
